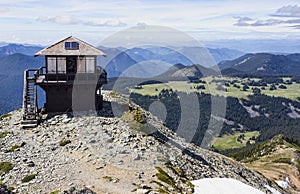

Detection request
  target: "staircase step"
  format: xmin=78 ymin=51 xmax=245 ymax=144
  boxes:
xmin=21 ymin=119 xmax=38 ymax=128
xmin=23 ymin=71 xmax=38 ymax=128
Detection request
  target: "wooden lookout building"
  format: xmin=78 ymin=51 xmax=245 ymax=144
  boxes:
xmin=22 ymin=36 xmax=107 ymax=127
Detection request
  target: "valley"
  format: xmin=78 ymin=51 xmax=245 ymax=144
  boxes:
xmin=128 ymin=76 xmax=300 ymax=193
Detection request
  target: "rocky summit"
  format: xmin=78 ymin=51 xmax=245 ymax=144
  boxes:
xmin=0 ymin=90 xmax=285 ymax=193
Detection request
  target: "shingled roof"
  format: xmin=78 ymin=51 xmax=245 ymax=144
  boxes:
xmin=34 ymin=36 xmax=106 ymax=57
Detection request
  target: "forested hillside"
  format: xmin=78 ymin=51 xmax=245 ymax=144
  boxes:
xmin=130 ymin=90 xmax=300 ymax=146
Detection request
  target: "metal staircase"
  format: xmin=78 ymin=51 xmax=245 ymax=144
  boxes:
xmin=21 ymin=69 xmax=38 ymax=128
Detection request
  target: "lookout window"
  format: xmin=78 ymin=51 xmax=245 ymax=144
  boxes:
xmin=65 ymin=42 xmax=79 ymax=50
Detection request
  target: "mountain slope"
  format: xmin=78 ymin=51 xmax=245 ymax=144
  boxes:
xmin=219 ymin=53 xmax=300 ymax=76
xmin=0 ymin=91 xmax=285 ymax=193
xmin=208 ymin=47 xmax=244 ymax=63
xmin=153 ymin=64 xmax=218 ymax=82
xmin=124 ymin=47 xmax=156 ymax=62
xmin=0 ymin=44 xmax=43 ymax=56
xmin=223 ymin=135 xmax=300 ymax=193
xmin=287 ymin=53 xmax=300 ymax=62
xmin=97 ymin=47 xmax=138 ymax=78
xmin=131 ymin=47 xmax=193 ymax=65
xmin=0 ymin=53 xmax=43 ymax=75
xmin=0 ymin=54 xmax=44 ymax=115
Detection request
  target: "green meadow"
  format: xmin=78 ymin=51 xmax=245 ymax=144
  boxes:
xmin=131 ymin=76 xmax=300 ymax=101
xmin=212 ymin=131 xmax=260 ymax=151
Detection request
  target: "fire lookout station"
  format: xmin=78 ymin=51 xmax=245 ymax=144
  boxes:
xmin=22 ymin=36 xmax=107 ymax=127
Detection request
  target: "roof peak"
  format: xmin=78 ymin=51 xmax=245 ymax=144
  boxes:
xmin=34 ymin=36 xmax=106 ymax=57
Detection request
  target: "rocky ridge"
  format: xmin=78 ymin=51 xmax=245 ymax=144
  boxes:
xmin=0 ymin=90 xmax=285 ymax=193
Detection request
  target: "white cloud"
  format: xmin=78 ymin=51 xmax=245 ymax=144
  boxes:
xmin=272 ymin=5 xmax=300 ymax=17
xmin=234 ymin=4 xmax=300 ymax=28
xmin=36 ymin=16 xmax=126 ymax=27
xmin=234 ymin=17 xmax=284 ymax=26
xmin=50 ymin=16 xmax=81 ymax=25
xmin=83 ymin=19 xmax=126 ymax=27
xmin=252 ymin=19 xmax=284 ymax=26
xmin=37 ymin=16 xmax=81 ymax=25
xmin=234 ymin=17 xmax=254 ymax=26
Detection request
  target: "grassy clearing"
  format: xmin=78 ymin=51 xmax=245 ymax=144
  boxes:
xmin=131 ymin=81 xmax=190 ymax=96
xmin=260 ymin=151 xmax=292 ymax=163
xmin=130 ymin=76 xmax=300 ymax=101
xmin=131 ymin=80 xmax=251 ymax=98
xmin=262 ymin=83 xmax=300 ymax=101
xmin=212 ymin=131 xmax=259 ymax=151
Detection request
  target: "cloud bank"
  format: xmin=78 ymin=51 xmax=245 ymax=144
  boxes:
xmin=234 ymin=5 xmax=300 ymax=28
xmin=36 ymin=16 xmax=126 ymax=27
xmin=272 ymin=5 xmax=300 ymax=17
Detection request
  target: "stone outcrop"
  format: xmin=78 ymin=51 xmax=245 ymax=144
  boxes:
xmin=0 ymin=90 xmax=285 ymax=193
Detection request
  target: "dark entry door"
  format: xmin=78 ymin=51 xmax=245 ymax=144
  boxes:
xmin=66 ymin=56 xmax=77 ymax=74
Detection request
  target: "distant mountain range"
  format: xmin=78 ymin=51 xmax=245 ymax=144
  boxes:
xmin=0 ymin=43 xmax=43 ymax=56
xmin=97 ymin=46 xmax=244 ymax=78
xmin=204 ymin=39 xmax=300 ymax=53
xmin=208 ymin=48 xmax=244 ymax=64
xmin=219 ymin=53 xmax=300 ymax=76
xmin=147 ymin=52 xmax=300 ymax=80
xmin=0 ymin=43 xmax=300 ymax=115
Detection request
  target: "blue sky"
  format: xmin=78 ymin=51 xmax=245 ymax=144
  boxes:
xmin=1 ymin=0 xmax=300 ymax=45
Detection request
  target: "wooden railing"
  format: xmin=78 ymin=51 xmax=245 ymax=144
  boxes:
xmin=34 ymin=66 xmax=107 ymax=84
